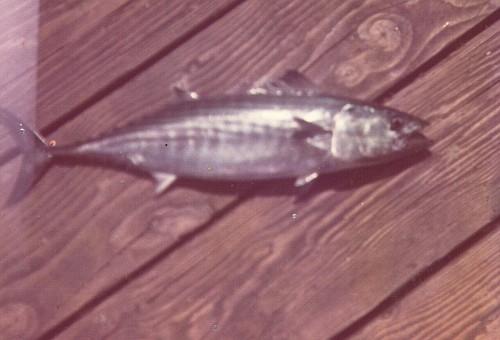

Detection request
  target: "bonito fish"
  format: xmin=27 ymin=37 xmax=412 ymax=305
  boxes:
xmin=1 ymin=71 xmax=431 ymax=202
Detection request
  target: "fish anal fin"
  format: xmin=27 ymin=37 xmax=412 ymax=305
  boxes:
xmin=294 ymin=172 xmax=319 ymax=187
xmin=171 ymin=85 xmax=199 ymax=100
xmin=152 ymin=172 xmax=177 ymax=194
xmin=249 ymin=70 xmax=324 ymax=97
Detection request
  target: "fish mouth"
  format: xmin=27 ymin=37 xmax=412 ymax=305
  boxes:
xmin=403 ymin=131 xmax=434 ymax=151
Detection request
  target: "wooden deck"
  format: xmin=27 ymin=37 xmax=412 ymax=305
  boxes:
xmin=0 ymin=1 xmax=499 ymax=339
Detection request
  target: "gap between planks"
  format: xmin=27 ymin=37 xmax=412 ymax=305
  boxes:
xmin=36 ymin=195 xmax=250 ymax=340
xmin=37 ymin=8 xmax=500 ymax=340
xmin=40 ymin=0 xmax=247 ymax=136
xmin=375 ymin=7 xmax=500 ymax=103
xmin=0 ymin=0 xmax=247 ymax=168
xmin=330 ymin=214 xmax=500 ymax=340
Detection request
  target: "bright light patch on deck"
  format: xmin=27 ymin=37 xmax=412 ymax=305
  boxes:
xmin=0 ymin=0 xmax=39 ymax=115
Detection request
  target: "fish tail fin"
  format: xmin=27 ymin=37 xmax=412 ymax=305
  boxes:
xmin=0 ymin=107 xmax=53 ymax=204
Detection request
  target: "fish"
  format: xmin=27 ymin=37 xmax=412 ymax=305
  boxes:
xmin=0 ymin=71 xmax=432 ymax=203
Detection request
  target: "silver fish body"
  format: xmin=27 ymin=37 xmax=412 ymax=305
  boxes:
xmin=1 ymin=72 xmax=431 ymax=202
xmin=64 ymin=95 xmax=345 ymax=179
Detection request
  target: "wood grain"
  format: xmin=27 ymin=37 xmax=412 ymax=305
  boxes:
xmin=351 ymin=218 xmax=500 ymax=339
xmin=0 ymin=0 xmax=241 ymax=122
xmin=304 ymin=0 xmax=499 ymax=99
xmin=0 ymin=0 xmax=497 ymax=338
xmin=0 ymin=0 xmax=40 ymax=130
xmin=56 ymin=16 xmax=500 ymax=339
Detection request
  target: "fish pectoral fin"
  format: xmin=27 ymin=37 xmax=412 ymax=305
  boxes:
xmin=294 ymin=172 xmax=319 ymax=187
xmin=293 ymin=117 xmax=331 ymax=139
xmin=306 ymin=134 xmax=332 ymax=152
xmin=171 ymin=85 xmax=199 ymax=100
xmin=152 ymin=172 xmax=177 ymax=194
xmin=249 ymin=70 xmax=324 ymax=96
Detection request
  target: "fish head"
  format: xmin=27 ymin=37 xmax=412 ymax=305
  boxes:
xmin=330 ymin=104 xmax=432 ymax=163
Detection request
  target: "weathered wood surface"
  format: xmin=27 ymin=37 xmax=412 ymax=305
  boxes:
xmin=0 ymin=0 xmax=242 ymax=204
xmin=0 ymin=0 xmax=40 ymax=133
xmin=351 ymin=217 xmax=500 ymax=339
xmin=0 ymin=0 xmax=498 ymax=338
xmin=0 ymin=0 xmax=241 ymax=121
xmin=57 ymin=13 xmax=500 ymax=340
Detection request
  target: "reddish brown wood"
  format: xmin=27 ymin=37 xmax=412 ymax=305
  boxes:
xmin=37 ymin=0 xmax=243 ymax=127
xmin=0 ymin=0 xmax=241 ymax=123
xmin=0 ymin=0 xmax=497 ymax=338
xmin=57 ymin=11 xmax=500 ymax=340
xmin=352 ymin=218 xmax=500 ymax=339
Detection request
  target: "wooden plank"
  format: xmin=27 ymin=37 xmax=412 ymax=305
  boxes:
xmin=0 ymin=0 xmax=498 ymax=338
xmin=0 ymin=1 xmax=39 ymax=89
xmin=0 ymin=0 xmax=241 ymax=120
xmin=0 ymin=0 xmax=40 ymax=138
xmin=351 ymin=218 xmax=500 ymax=340
xmin=56 ymin=14 xmax=500 ymax=340
xmin=0 ymin=0 xmax=241 ymax=176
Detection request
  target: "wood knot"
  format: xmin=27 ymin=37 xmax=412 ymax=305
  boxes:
xmin=109 ymin=195 xmax=215 ymax=251
xmin=357 ymin=13 xmax=411 ymax=52
xmin=0 ymin=303 xmax=38 ymax=338
xmin=335 ymin=62 xmax=363 ymax=87
xmin=147 ymin=202 xmax=215 ymax=237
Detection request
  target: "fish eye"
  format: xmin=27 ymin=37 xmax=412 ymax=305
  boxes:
xmin=390 ymin=117 xmax=404 ymax=132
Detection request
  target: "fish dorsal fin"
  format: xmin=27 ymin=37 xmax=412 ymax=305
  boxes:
xmin=152 ymin=172 xmax=177 ymax=194
xmin=249 ymin=70 xmax=324 ymax=96
xmin=171 ymin=86 xmax=200 ymax=100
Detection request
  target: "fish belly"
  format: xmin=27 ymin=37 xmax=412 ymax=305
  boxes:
xmin=134 ymin=132 xmax=326 ymax=180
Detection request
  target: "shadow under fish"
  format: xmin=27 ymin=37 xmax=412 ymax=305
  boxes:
xmin=0 ymin=71 xmax=433 ymax=204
